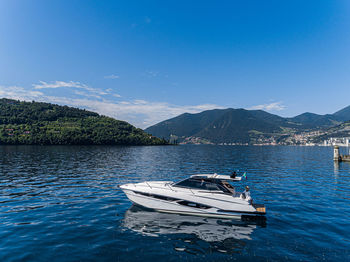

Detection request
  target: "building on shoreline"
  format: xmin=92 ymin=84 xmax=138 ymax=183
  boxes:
xmin=324 ymin=137 xmax=350 ymax=147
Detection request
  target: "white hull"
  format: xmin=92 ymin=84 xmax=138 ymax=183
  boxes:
xmin=124 ymin=189 xmax=241 ymax=219
xmin=121 ymin=179 xmax=265 ymax=219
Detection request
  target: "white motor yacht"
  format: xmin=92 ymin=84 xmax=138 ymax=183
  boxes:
xmin=120 ymin=173 xmax=266 ymax=219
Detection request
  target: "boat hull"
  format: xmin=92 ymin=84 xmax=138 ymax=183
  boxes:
xmin=122 ymin=188 xmax=264 ymax=219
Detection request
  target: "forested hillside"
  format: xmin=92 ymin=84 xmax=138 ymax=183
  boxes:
xmin=0 ymin=98 xmax=167 ymax=145
xmin=145 ymin=105 xmax=350 ymax=145
xmin=145 ymin=108 xmax=299 ymax=144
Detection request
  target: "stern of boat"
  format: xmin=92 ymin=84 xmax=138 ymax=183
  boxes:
xmin=253 ymin=203 xmax=266 ymax=215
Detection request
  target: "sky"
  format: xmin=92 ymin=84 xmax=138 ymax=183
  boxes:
xmin=0 ymin=0 xmax=350 ymax=128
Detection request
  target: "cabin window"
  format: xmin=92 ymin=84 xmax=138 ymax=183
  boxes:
xmin=203 ymin=183 xmax=221 ymax=191
xmin=174 ymin=178 xmax=229 ymax=192
xmin=174 ymin=179 xmax=204 ymax=189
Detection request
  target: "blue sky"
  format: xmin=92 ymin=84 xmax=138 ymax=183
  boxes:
xmin=1 ymin=0 xmax=350 ymax=128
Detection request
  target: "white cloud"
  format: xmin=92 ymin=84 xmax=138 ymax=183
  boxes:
xmin=40 ymin=97 xmax=222 ymax=128
xmin=143 ymin=71 xmax=159 ymax=78
xmin=89 ymin=100 xmax=223 ymax=128
xmin=0 ymin=84 xmax=222 ymax=128
xmin=74 ymin=90 xmax=102 ymax=99
xmin=134 ymin=99 xmax=148 ymax=105
xmin=104 ymin=74 xmax=119 ymax=79
xmin=0 ymin=86 xmax=43 ymax=101
xmin=33 ymin=80 xmax=108 ymax=96
xmin=249 ymin=102 xmax=286 ymax=111
xmin=105 ymin=88 xmax=121 ymax=98
xmin=33 ymin=80 xmax=87 ymax=90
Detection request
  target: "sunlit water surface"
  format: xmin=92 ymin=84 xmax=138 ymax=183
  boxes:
xmin=0 ymin=145 xmax=349 ymax=261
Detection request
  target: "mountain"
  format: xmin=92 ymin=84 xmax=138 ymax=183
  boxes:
xmin=288 ymin=104 xmax=350 ymax=128
xmin=145 ymin=108 xmax=301 ymax=144
xmin=194 ymin=109 xmax=284 ymax=143
xmin=144 ymin=109 xmax=230 ymax=140
xmin=288 ymin=112 xmax=341 ymax=128
xmin=0 ymin=98 xmax=167 ymax=145
xmin=145 ymin=105 xmax=350 ymax=145
xmin=333 ymin=105 xmax=350 ymax=122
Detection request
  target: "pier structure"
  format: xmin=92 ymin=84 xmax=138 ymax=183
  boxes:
xmin=333 ymin=145 xmax=350 ymax=162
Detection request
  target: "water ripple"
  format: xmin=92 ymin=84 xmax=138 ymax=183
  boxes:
xmin=0 ymin=145 xmax=349 ymax=261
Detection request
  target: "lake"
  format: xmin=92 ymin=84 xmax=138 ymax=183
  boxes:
xmin=0 ymin=145 xmax=349 ymax=261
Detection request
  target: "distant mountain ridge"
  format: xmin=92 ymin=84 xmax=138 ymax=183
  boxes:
xmin=333 ymin=105 xmax=350 ymax=121
xmin=145 ymin=105 xmax=350 ymax=144
xmin=288 ymin=112 xmax=341 ymax=128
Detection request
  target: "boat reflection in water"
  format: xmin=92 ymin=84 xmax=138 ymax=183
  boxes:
xmin=122 ymin=205 xmax=265 ymax=253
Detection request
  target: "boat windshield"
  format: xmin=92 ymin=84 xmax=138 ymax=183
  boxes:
xmin=174 ymin=178 xmax=232 ymax=193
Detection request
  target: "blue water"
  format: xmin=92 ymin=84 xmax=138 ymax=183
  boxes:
xmin=0 ymin=145 xmax=349 ymax=261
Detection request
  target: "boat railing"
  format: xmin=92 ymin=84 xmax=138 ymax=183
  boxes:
xmin=145 ymin=181 xmax=152 ymax=189
xmin=166 ymin=183 xmax=175 ymax=191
